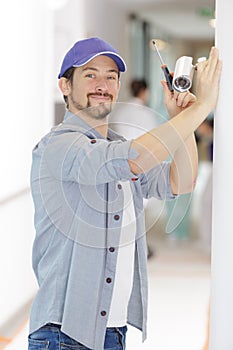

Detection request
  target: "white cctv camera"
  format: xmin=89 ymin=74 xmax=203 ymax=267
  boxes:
xmin=173 ymin=56 xmax=207 ymax=92
xmin=172 ymin=56 xmax=194 ymax=92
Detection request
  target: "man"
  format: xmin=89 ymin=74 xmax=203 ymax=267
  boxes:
xmin=28 ymin=37 xmax=222 ymax=350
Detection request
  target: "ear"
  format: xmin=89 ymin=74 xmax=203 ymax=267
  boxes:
xmin=58 ymin=77 xmax=71 ymax=96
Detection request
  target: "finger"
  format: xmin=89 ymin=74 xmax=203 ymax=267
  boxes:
xmin=196 ymin=54 xmax=210 ymax=74
xmin=181 ymin=92 xmax=197 ymax=108
xmin=196 ymin=59 xmax=208 ymax=75
xmin=216 ymin=60 xmax=223 ymax=85
xmin=173 ymin=89 xmax=180 ymax=100
xmin=174 ymin=91 xmax=196 ymax=108
xmin=161 ymin=80 xmax=173 ymax=99
xmin=211 ymin=59 xmax=223 ymax=94
xmin=206 ymin=47 xmax=220 ymax=78
xmin=175 ymin=92 xmax=189 ymax=107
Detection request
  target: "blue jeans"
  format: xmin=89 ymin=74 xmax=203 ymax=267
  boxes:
xmin=28 ymin=323 xmax=127 ymax=349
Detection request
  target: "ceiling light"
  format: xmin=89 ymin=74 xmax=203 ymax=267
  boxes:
xmin=150 ymin=39 xmax=168 ymax=51
xmin=209 ymin=18 xmax=216 ymax=28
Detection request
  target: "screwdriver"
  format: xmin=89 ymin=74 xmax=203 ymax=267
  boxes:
xmin=152 ymin=40 xmax=174 ymax=92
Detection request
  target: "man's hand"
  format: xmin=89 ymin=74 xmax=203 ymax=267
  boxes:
xmin=129 ymin=47 xmax=222 ymax=177
xmin=161 ymin=79 xmax=197 ymax=118
xmin=196 ymin=47 xmax=222 ymax=111
xmin=161 ymin=47 xmax=222 ymax=119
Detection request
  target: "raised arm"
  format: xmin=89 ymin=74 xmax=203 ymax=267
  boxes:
xmin=128 ymin=47 xmax=222 ymax=194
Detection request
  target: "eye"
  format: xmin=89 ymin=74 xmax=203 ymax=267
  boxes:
xmin=107 ymin=75 xmax=117 ymax=80
xmin=85 ymin=73 xmax=95 ymax=79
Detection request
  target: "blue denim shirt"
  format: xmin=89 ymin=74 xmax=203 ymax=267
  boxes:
xmin=29 ymin=111 xmax=176 ymax=350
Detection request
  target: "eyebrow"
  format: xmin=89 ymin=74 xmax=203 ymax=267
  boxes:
xmin=81 ymin=67 xmax=119 ymax=75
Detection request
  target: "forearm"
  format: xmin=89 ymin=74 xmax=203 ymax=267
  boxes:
xmin=128 ymin=46 xmax=221 ymax=178
xmin=170 ymin=133 xmax=198 ymax=195
xmin=128 ymin=101 xmax=208 ymax=174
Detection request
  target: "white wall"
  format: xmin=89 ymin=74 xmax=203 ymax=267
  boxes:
xmin=0 ymin=0 xmax=56 ymax=328
xmin=53 ymin=0 xmax=85 ymax=101
xmin=84 ymin=0 xmax=131 ymax=101
xmin=210 ymin=0 xmax=233 ymax=348
xmin=0 ymin=0 xmax=86 ymax=331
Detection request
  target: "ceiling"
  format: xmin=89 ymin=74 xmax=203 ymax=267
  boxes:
xmin=113 ymin=0 xmax=215 ymax=40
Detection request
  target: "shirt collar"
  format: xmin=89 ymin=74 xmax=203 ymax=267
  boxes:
xmin=62 ymin=110 xmax=125 ymax=142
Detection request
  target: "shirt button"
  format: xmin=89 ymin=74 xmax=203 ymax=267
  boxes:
xmin=100 ymin=310 xmax=107 ymax=316
xmin=109 ymin=247 xmax=115 ymax=253
xmin=131 ymin=177 xmax=138 ymax=181
xmin=106 ymin=277 xmax=112 ymax=283
xmin=90 ymin=139 xmax=96 ymax=144
xmin=117 ymin=184 xmax=122 ymax=190
xmin=114 ymin=214 xmax=120 ymax=221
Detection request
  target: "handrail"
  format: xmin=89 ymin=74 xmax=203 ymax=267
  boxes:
xmin=0 ymin=298 xmax=34 ymax=349
xmin=0 ymin=337 xmax=11 ymax=345
xmin=0 ymin=188 xmax=30 ymax=207
xmin=0 ymin=318 xmax=29 ymax=350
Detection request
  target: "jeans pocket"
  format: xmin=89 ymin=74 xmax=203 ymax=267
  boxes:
xmin=28 ymin=338 xmax=49 ymax=350
xmin=60 ymin=343 xmax=89 ymax=350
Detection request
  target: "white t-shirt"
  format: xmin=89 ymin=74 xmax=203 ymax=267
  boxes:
xmin=109 ymin=97 xmax=162 ymax=140
xmin=107 ymin=181 xmax=136 ymax=327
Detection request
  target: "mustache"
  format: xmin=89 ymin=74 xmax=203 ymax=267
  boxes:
xmin=87 ymin=92 xmax=113 ymax=100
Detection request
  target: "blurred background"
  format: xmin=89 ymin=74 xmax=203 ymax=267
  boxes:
xmin=0 ymin=0 xmax=215 ymax=349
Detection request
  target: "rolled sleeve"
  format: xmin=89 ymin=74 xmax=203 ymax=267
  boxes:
xmin=139 ymin=162 xmax=177 ymax=200
xmin=43 ymin=132 xmax=139 ymax=185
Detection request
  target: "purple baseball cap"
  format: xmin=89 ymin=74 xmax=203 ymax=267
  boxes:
xmin=58 ymin=37 xmax=127 ymax=78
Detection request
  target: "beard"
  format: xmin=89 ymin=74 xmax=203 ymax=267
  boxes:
xmin=70 ymin=92 xmax=113 ymax=120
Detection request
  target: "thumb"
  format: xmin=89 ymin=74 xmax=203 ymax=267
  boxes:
xmin=161 ymin=80 xmax=173 ymax=99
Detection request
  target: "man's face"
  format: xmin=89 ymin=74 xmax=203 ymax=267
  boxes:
xmin=66 ymin=55 xmax=121 ymax=119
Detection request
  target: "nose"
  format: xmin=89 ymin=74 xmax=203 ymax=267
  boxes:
xmin=95 ymin=77 xmax=108 ymax=93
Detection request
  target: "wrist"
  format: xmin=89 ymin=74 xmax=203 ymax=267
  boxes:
xmin=189 ymin=101 xmax=213 ymax=119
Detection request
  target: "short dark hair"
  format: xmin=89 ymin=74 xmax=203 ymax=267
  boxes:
xmin=130 ymin=79 xmax=148 ymax=97
xmin=61 ymin=67 xmax=76 ymax=109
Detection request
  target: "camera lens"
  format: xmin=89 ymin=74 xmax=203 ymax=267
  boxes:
xmin=178 ymin=78 xmax=188 ymax=88
xmin=173 ymin=75 xmax=191 ymax=92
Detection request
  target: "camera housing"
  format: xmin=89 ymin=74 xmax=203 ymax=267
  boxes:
xmin=172 ymin=56 xmax=194 ymax=92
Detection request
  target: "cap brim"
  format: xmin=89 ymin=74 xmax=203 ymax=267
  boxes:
xmin=72 ymin=51 xmax=127 ymax=72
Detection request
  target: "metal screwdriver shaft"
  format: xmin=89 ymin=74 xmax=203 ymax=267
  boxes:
xmin=152 ymin=40 xmax=173 ymax=92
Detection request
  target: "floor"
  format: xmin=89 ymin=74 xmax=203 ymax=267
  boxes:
xmin=127 ymin=235 xmax=211 ymax=350
xmin=5 ymin=230 xmax=211 ymax=350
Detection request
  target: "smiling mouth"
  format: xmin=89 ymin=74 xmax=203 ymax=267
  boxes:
xmin=87 ymin=93 xmax=113 ymax=103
